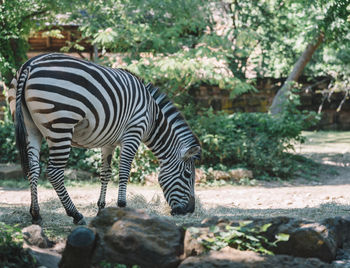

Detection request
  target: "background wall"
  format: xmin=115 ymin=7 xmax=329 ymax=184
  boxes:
xmin=192 ymin=76 xmax=350 ymax=130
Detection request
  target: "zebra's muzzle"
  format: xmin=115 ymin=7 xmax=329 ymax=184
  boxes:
xmin=170 ymin=195 xmax=195 ymax=215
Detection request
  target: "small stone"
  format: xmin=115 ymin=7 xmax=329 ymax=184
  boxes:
xmin=22 ymin=225 xmax=53 ymax=248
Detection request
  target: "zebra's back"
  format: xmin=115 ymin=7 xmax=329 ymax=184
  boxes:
xmin=19 ymin=53 xmax=151 ymax=149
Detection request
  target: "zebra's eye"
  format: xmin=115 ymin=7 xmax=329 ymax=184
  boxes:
xmin=184 ymin=164 xmax=191 ymax=176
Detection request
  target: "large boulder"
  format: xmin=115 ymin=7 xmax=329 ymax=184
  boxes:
xmin=179 ymin=247 xmax=331 ymax=268
xmin=183 ymin=216 xmax=350 ymax=263
xmin=90 ymin=207 xmax=184 ymax=268
xmin=259 ymin=216 xmax=350 ymax=262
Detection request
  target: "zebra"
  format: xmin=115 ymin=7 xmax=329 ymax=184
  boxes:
xmin=7 ymin=53 xmax=201 ymax=225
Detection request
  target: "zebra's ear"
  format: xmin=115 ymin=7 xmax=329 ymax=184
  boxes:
xmin=181 ymin=146 xmax=201 ymax=160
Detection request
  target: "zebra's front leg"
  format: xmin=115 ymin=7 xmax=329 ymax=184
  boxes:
xmin=118 ymin=138 xmax=141 ymax=207
xmin=47 ymin=149 xmax=86 ymax=225
xmin=97 ymin=146 xmax=116 ymax=213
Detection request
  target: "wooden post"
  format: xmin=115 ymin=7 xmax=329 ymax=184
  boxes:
xmin=59 ymin=227 xmax=96 ymax=268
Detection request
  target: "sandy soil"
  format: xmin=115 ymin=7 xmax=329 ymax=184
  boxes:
xmin=1 ymin=131 xmax=350 ymax=237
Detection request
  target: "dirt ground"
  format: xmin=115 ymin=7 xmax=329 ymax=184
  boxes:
xmin=1 ymin=131 xmax=350 ymax=237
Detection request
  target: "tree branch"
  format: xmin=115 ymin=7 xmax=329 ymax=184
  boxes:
xmin=18 ymin=8 xmax=50 ymax=29
xmin=269 ymin=32 xmax=324 ymax=114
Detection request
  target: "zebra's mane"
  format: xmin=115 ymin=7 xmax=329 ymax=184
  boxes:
xmin=118 ymin=68 xmax=144 ymax=83
xmin=145 ymin=83 xmax=200 ymax=146
xmin=119 ymin=68 xmax=199 ymax=146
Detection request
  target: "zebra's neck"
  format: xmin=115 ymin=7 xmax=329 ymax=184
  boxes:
xmin=144 ymin=107 xmax=172 ymax=162
xmin=143 ymin=84 xmax=198 ymax=163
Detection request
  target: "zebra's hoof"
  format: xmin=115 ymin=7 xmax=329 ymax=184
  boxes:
xmin=73 ymin=212 xmax=86 ymax=225
xmin=117 ymin=200 xmax=126 ymax=207
xmin=31 ymin=215 xmax=43 ymax=225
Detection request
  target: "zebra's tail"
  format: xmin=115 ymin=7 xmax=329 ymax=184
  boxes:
xmin=15 ymin=67 xmax=31 ymax=177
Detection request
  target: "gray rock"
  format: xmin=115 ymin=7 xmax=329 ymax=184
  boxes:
xmin=90 ymin=207 xmax=183 ymax=268
xmin=183 ymin=227 xmax=207 ymax=258
xmin=261 ymin=217 xmax=339 ymax=262
xmin=26 ymin=246 xmax=61 ymax=268
xmin=22 ymin=224 xmax=53 ymax=248
xmin=183 ymin=216 xmax=346 ymax=263
xmin=179 ymin=247 xmax=331 ymax=268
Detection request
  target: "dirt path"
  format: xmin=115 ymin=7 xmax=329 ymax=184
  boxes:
xmin=1 ymin=131 xmax=350 ymax=236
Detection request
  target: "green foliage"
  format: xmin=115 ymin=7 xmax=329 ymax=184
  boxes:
xmin=189 ymin=221 xmax=289 ymax=255
xmin=0 ymin=108 xmax=17 ymax=163
xmin=71 ymin=0 xmax=210 ymax=55
xmin=207 ymin=0 xmax=350 ymax=89
xmin=126 ymin=47 xmax=256 ymax=100
xmin=127 ymin=144 xmax=158 ymax=184
xmin=191 ymin=93 xmax=320 ymax=179
xmin=0 ymin=0 xmax=71 ymax=83
xmin=0 ymin=222 xmax=36 ymax=268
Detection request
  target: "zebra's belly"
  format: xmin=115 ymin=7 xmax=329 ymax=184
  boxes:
xmin=71 ymin=118 xmax=122 ymax=148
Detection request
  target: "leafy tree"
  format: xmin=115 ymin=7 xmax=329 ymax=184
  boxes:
xmin=66 ymin=0 xmax=257 ymax=102
xmin=270 ymin=0 xmax=350 ymax=114
xmin=0 ymin=0 xmax=71 ymax=83
xmin=70 ymin=0 xmax=211 ymax=56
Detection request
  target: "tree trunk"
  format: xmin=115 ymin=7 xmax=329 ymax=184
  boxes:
xmin=269 ymin=32 xmax=324 ymax=114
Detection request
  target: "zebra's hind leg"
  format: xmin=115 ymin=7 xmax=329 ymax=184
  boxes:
xmin=27 ymin=132 xmax=43 ymax=224
xmin=117 ymin=137 xmax=141 ymax=207
xmin=97 ymin=145 xmax=116 ymax=213
xmin=47 ymin=145 xmax=86 ymax=225
xmin=28 ymin=148 xmax=42 ymax=224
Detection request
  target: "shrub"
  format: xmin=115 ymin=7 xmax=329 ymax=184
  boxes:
xmin=190 ymin=93 xmax=319 ymax=179
xmin=0 ymin=109 xmax=17 ymax=163
xmin=0 ymin=222 xmax=36 ymax=267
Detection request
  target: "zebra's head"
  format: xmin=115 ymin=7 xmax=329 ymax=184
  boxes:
xmin=158 ymin=145 xmax=201 ymax=215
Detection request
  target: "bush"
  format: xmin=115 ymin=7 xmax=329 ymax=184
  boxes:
xmin=0 ymin=222 xmax=36 ymax=267
xmin=190 ymin=94 xmax=319 ymax=179
xmin=0 ymin=109 xmax=17 ymax=163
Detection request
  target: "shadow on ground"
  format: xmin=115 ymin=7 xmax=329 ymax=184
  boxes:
xmin=1 ymin=193 xmax=350 ymax=239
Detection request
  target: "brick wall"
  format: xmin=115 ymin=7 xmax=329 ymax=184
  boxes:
xmin=192 ymin=77 xmax=350 ymax=130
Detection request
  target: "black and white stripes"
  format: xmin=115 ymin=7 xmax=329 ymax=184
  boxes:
xmin=8 ymin=53 xmax=200 ymax=224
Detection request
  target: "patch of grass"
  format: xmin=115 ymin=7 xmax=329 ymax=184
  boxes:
xmin=0 ymin=179 xmax=29 ymax=189
xmin=0 ymin=177 xmax=102 ymax=189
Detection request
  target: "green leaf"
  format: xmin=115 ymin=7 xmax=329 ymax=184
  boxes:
xmin=275 ymin=233 xmax=290 ymax=242
xmin=260 ymin=223 xmax=272 ymax=232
